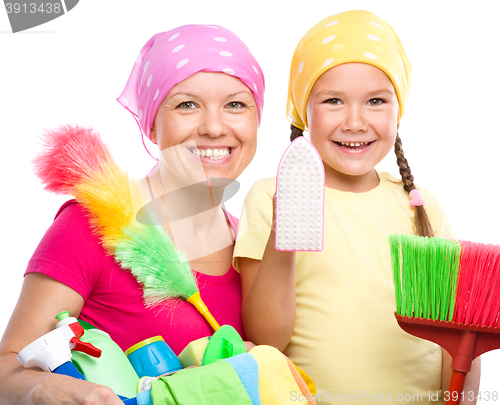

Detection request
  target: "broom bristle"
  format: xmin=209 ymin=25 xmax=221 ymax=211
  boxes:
xmin=391 ymin=234 xmax=500 ymax=327
xmin=33 ymin=125 xmax=112 ymax=194
xmin=390 ymin=234 xmax=461 ymax=321
xmin=453 ymin=241 xmax=500 ymax=327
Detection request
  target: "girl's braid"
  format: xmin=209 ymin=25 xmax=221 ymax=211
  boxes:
xmin=394 ymin=133 xmax=434 ymax=237
xmin=290 ymin=124 xmax=304 ymax=142
xmin=394 ymin=134 xmax=414 ymax=194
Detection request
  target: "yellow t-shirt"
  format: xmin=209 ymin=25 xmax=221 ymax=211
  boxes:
xmin=234 ymin=172 xmax=454 ymax=404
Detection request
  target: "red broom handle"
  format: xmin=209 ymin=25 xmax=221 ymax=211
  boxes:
xmin=446 ymin=371 xmax=467 ymax=405
xmin=445 ymin=330 xmax=477 ymax=405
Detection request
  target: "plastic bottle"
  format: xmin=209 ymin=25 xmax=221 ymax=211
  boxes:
xmin=71 ymin=321 xmax=139 ymax=398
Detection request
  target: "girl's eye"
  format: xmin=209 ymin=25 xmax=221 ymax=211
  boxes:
xmin=177 ymin=101 xmax=196 ymax=109
xmin=227 ymin=101 xmax=246 ymax=109
xmin=324 ymin=98 xmax=341 ymax=105
xmin=368 ymin=98 xmax=384 ymax=106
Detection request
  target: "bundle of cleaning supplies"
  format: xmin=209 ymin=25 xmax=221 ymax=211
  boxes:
xmin=19 ymin=311 xmax=316 ymax=404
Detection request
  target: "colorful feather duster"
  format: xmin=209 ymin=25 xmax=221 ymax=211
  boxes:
xmin=34 ymin=125 xmax=219 ymax=331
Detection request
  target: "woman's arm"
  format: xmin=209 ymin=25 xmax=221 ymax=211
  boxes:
xmin=0 ymin=273 xmax=124 ymax=405
xmin=441 ymin=348 xmax=481 ymax=405
xmin=240 ymin=197 xmax=297 ymax=352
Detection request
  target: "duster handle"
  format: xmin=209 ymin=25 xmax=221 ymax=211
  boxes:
xmin=187 ymin=292 xmax=220 ymax=332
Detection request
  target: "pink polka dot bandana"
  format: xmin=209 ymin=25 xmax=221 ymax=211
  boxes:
xmin=118 ymin=24 xmax=265 ymax=144
xmin=287 ymin=10 xmax=411 ymax=130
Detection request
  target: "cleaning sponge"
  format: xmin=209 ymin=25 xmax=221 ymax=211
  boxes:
xmin=275 ymin=137 xmax=324 ymax=251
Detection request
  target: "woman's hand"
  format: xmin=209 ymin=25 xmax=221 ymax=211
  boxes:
xmin=244 ymin=341 xmax=256 ymax=352
xmin=0 ymin=272 xmax=120 ymax=405
xmin=32 ymin=374 xmax=125 ymax=405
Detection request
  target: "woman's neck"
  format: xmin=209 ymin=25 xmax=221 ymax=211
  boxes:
xmin=324 ymin=166 xmax=380 ymax=192
xmin=139 ymin=163 xmax=234 ymax=262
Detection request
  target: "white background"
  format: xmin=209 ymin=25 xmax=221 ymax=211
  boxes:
xmin=1 ymin=0 xmax=499 ymax=398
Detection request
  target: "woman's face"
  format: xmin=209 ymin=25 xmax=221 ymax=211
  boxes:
xmin=150 ymin=71 xmax=258 ymax=184
xmin=306 ymin=63 xmax=399 ymax=189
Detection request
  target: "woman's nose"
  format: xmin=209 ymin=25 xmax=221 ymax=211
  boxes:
xmin=341 ymin=106 xmax=367 ymax=132
xmin=199 ymin=108 xmax=227 ymax=138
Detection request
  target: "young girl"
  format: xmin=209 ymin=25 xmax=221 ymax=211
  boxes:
xmin=234 ymin=10 xmax=480 ymax=404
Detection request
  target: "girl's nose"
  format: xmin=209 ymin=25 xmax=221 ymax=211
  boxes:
xmin=341 ymin=107 xmax=368 ymax=132
xmin=199 ymin=108 xmax=227 ymax=138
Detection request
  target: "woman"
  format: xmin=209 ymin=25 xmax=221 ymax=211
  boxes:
xmin=0 ymin=24 xmax=264 ymax=405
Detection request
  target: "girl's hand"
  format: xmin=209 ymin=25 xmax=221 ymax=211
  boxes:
xmin=32 ymin=374 xmax=125 ymax=405
xmin=272 ymin=193 xmax=277 ymax=234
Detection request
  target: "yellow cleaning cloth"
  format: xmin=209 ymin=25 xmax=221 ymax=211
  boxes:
xmin=288 ymin=361 xmax=316 ymax=399
xmin=249 ymin=345 xmax=315 ymax=405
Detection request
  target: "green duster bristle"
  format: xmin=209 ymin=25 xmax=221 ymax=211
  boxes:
xmin=389 ymin=234 xmax=461 ymax=321
xmin=114 ymin=215 xmax=198 ymax=307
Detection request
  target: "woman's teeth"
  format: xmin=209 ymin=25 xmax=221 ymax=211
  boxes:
xmin=189 ymin=148 xmax=231 ymax=160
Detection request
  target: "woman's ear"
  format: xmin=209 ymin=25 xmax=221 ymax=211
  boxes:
xmin=150 ymin=123 xmax=157 ymax=144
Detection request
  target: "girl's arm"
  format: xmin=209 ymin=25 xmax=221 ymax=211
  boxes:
xmin=240 ymin=197 xmax=297 ymax=352
xmin=0 ymin=273 xmax=124 ymax=405
xmin=441 ymin=348 xmax=481 ymax=404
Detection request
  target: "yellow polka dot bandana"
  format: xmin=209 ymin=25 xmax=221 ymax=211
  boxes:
xmin=287 ymin=10 xmax=411 ymax=130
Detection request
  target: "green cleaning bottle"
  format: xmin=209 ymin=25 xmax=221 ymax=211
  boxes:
xmin=66 ymin=314 xmax=139 ymax=398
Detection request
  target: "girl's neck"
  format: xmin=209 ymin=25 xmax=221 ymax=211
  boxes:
xmin=324 ymin=166 xmax=380 ymax=193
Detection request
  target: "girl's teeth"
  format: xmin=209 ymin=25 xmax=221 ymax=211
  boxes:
xmin=341 ymin=142 xmax=368 ymax=146
xmin=339 ymin=142 xmax=370 ymax=148
xmin=189 ymin=148 xmax=231 ymax=159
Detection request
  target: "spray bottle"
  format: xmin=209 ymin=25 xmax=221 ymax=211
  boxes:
xmin=17 ymin=311 xmax=101 ymax=380
xmin=18 ymin=312 xmax=141 ymax=404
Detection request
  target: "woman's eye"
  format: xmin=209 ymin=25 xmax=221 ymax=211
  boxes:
xmin=177 ymin=101 xmax=196 ymax=109
xmin=227 ymin=101 xmax=246 ymax=109
xmin=325 ymin=98 xmax=341 ymax=105
xmin=368 ymin=98 xmax=384 ymax=106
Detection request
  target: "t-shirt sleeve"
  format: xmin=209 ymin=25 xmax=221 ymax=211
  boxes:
xmin=233 ymin=178 xmax=276 ymax=271
xmin=25 ymin=201 xmax=105 ymax=300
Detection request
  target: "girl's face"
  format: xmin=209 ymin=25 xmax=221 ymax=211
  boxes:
xmin=151 ymin=71 xmax=258 ymax=184
xmin=306 ymin=63 xmax=399 ymax=191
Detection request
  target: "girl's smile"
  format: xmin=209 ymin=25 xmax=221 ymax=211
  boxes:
xmin=306 ymin=63 xmax=399 ymax=192
xmin=332 ymin=140 xmax=375 ymax=153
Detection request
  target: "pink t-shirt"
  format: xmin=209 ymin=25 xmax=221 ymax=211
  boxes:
xmin=25 ymin=200 xmax=245 ymax=355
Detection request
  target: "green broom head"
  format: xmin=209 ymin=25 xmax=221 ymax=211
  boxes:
xmin=389 ymin=234 xmax=461 ymax=321
xmin=114 ymin=208 xmax=198 ymax=307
